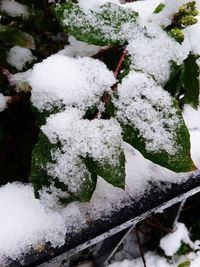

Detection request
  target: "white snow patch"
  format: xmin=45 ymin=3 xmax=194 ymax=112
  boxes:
xmin=160 ymin=222 xmax=194 ymax=256
xmin=0 ymin=183 xmax=66 ymax=264
xmin=183 ymin=106 xmax=200 ymax=168
xmin=0 ymin=0 xmax=29 ymax=17
xmin=7 ymin=46 xmax=35 ymax=71
xmin=183 ymin=16 xmax=200 ymax=55
xmin=29 ymin=54 xmax=115 ymax=111
xmin=0 ymin=93 xmax=7 ymax=112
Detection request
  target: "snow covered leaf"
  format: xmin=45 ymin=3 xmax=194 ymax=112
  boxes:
xmin=0 ymin=24 xmax=35 ymax=48
xmin=30 ymin=131 xmax=97 ymax=203
xmin=30 ymin=109 xmax=125 ymax=203
xmin=181 ymin=53 xmax=200 ymax=109
xmin=114 ymin=71 xmax=196 ymax=173
xmin=53 ymin=1 xmax=138 ymax=46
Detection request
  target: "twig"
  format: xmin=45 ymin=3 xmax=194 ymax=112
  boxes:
xmin=135 ymin=226 xmax=147 ymax=267
xmin=114 ymin=49 xmax=127 ymax=78
xmin=91 ymin=48 xmax=127 ymax=119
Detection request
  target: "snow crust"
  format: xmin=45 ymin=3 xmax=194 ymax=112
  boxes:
xmin=29 ymin=55 xmax=115 ymax=111
xmin=0 ymin=0 xmax=29 ymax=17
xmin=7 ymin=46 xmax=35 ymax=70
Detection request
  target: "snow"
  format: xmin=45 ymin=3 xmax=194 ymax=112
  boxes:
xmin=0 ymin=0 xmax=200 ymax=264
xmin=0 ymin=183 xmax=66 ymax=264
xmin=0 ymin=0 xmax=29 ymax=17
xmin=7 ymin=46 xmax=35 ymax=71
xmin=160 ymin=222 xmax=193 ymax=256
xmin=183 ymin=16 xmax=200 ymax=55
xmin=183 ymin=106 xmax=200 ymax=168
xmin=40 ymin=109 xmax=123 ymax=195
xmin=114 ymin=71 xmax=179 ymax=154
xmin=125 ymin=0 xmax=164 ymax=20
xmin=0 ymin=93 xmax=7 ymax=112
xmin=149 ymin=0 xmax=197 ymax=27
xmin=125 ymin=22 xmax=189 ymax=84
xmin=58 ymin=36 xmax=105 ymax=57
xmin=29 ymin=54 xmax=115 ymax=111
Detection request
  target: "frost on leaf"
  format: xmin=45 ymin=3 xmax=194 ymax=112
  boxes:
xmin=53 ymin=1 xmax=138 ymax=46
xmin=29 ymin=55 xmax=115 ymax=112
xmin=114 ymin=71 xmax=196 ymax=172
xmin=30 ymin=109 xmax=125 ymax=203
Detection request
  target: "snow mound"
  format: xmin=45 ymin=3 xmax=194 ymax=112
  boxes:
xmin=29 ymin=54 xmax=115 ymax=111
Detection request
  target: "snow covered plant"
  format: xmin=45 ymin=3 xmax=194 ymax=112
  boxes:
xmin=7 ymin=0 xmax=200 ymax=205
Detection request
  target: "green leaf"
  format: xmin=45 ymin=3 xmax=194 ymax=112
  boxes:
xmin=53 ymin=1 xmax=138 ymax=46
xmin=85 ymin=152 xmax=126 ymax=190
xmin=30 ymin=131 xmax=54 ymax=198
xmin=164 ymin=62 xmax=183 ymax=98
xmin=0 ymin=24 xmax=35 ymax=49
xmin=181 ymin=53 xmax=200 ymax=109
xmin=154 ymin=3 xmax=165 ymax=14
xmin=121 ymin=102 xmax=196 ymax=173
xmin=115 ymin=71 xmax=196 ymax=173
xmin=178 ymin=260 xmax=191 ymax=267
xmin=30 ymin=131 xmax=97 ymax=203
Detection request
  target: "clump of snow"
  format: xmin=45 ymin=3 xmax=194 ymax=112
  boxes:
xmin=58 ymin=36 xmax=105 ymax=57
xmin=160 ymin=222 xmax=194 ymax=256
xmin=7 ymin=46 xmax=35 ymax=71
xmin=0 ymin=93 xmax=7 ymax=112
xmin=0 ymin=0 xmax=29 ymax=17
xmin=41 ymin=109 xmax=123 ymax=193
xmin=125 ymin=22 xmax=189 ymax=84
xmin=0 ymin=183 xmax=66 ymax=264
xmin=29 ymin=54 xmax=115 ymax=111
xmin=114 ymin=71 xmax=179 ymax=154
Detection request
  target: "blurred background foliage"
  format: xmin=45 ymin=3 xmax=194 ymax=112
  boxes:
xmin=0 ymin=0 xmax=68 ymax=185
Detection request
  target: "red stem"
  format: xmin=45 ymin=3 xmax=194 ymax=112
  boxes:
xmin=114 ymin=48 xmax=127 ymax=78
